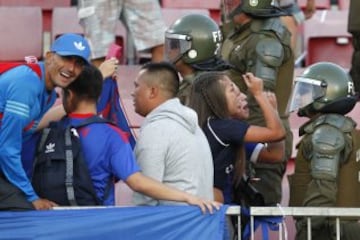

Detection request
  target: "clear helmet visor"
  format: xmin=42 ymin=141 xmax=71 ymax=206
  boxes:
xmin=287 ymin=77 xmax=327 ymax=113
xmin=164 ymin=32 xmax=192 ymax=64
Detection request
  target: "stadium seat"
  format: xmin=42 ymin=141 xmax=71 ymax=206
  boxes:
xmin=304 ymin=10 xmax=352 ymax=69
xmin=51 ymin=7 xmax=83 ymax=43
xmin=161 ymin=0 xmax=220 ymax=23
xmin=0 ymin=0 xmax=71 ymax=32
xmin=117 ymin=65 xmax=143 ymax=128
xmin=0 ymin=6 xmax=43 ymax=61
xmin=51 ymin=7 xmax=128 ymax=64
xmin=347 ymin=102 xmax=360 ymax=126
xmin=161 ymin=8 xmax=210 ymax=27
xmin=338 ymin=0 xmax=350 ymax=10
xmin=117 ymin=65 xmax=141 ymax=99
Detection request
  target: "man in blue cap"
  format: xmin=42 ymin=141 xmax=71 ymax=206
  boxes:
xmin=0 ymin=33 xmax=91 ymax=211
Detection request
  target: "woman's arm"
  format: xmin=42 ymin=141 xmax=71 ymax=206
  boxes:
xmin=242 ymin=72 xmax=285 ymax=143
xmin=255 ymin=141 xmax=285 ymax=163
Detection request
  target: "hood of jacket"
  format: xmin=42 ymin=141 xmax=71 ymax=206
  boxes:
xmin=142 ymin=98 xmax=198 ymax=134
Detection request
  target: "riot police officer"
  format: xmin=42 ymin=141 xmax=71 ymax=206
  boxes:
xmin=165 ymin=14 xmax=230 ymax=105
xmin=221 ymin=0 xmax=294 ymax=206
xmin=288 ymin=62 xmax=360 ymax=240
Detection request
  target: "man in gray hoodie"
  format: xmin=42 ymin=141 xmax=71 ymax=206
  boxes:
xmin=132 ymin=62 xmax=214 ymax=205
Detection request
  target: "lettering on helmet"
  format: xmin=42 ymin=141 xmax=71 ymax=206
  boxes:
xmin=212 ymin=30 xmax=223 ymax=43
xmin=214 ymin=43 xmax=221 ymax=55
xmin=348 ymin=81 xmax=354 ymax=95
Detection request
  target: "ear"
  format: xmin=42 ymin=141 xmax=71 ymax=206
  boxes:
xmin=44 ymin=51 xmax=54 ymax=64
xmin=68 ymin=89 xmax=75 ymax=100
xmin=149 ymin=86 xmax=159 ymax=99
xmin=62 ymin=89 xmax=77 ymax=114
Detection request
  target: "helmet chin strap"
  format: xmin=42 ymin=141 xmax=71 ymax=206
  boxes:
xmin=297 ymin=108 xmax=308 ymax=117
xmin=190 ymin=57 xmax=233 ymax=71
xmin=298 ymin=104 xmax=316 ymax=118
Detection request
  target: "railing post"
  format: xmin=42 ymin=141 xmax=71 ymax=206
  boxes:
xmin=307 ymin=217 xmax=311 ymax=240
xmin=336 ymin=218 xmax=340 ymax=240
xmin=238 ymin=214 xmax=241 ymax=240
xmin=251 ymin=215 xmax=255 ymax=240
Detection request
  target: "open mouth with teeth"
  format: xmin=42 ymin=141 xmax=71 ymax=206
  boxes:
xmin=238 ymin=103 xmax=248 ymax=112
xmin=60 ymin=71 xmax=72 ymax=78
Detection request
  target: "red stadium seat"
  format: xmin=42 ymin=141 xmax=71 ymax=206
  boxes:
xmin=161 ymin=0 xmax=221 ymax=23
xmin=117 ymin=65 xmax=144 ymax=128
xmin=304 ymin=10 xmax=352 ymax=69
xmin=338 ymin=0 xmax=350 ymax=10
xmin=0 ymin=0 xmax=71 ymax=32
xmin=51 ymin=7 xmax=83 ymax=43
xmin=161 ymin=8 xmax=210 ymax=27
xmin=51 ymin=7 xmax=128 ymax=64
xmin=0 ymin=6 xmax=43 ymax=61
xmin=347 ymin=102 xmax=360 ymax=126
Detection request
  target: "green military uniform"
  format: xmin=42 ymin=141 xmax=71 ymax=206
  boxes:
xmin=165 ymin=13 xmax=229 ymax=105
xmin=289 ymin=114 xmax=360 ymax=240
xmin=221 ymin=17 xmax=294 ymax=205
xmin=288 ymin=62 xmax=360 ymax=240
xmin=348 ymin=0 xmax=360 ymax=92
xmin=177 ymin=71 xmax=203 ymax=106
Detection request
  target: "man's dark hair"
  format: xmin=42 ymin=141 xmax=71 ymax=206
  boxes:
xmin=66 ymin=65 xmax=103 ymax=101
xmin=141 ymin=61 xmax=180 ymax=97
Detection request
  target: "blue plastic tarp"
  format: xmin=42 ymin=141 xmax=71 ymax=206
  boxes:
xmin=0 ymin=205 xmax=229 ymax=240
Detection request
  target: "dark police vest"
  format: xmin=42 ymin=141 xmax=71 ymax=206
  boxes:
xmin=290 ymin=114 xmax=360 ymax=212
xmin=221 ymin=17 xmax=293 ymax=119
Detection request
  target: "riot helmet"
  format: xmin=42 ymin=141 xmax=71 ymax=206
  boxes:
xmin=165 ymin=14 xmax=229 ymax=70
xmin=288 ymin=62 xmax=358 ymax=117
xmin=223 ymin=0 xmax=286 ymax=19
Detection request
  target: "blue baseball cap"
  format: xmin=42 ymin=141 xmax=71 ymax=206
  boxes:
xmin=50 ymin=33 xmax=91 ymax=64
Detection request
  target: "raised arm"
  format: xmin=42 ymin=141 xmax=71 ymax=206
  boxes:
xmin=242 ymin=72 xmax=285 ymax=143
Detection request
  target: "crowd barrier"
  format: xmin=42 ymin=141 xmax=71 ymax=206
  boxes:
xmin=0 ymin=205 xmax=235 ymax=240
xmin=249 ymin=206 xmax=360 ymax=240
xmin=1 ymin=202 xmax=359 ymax=239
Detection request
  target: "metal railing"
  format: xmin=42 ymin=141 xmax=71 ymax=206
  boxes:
xmin=226 ymin=206 xmax=242 ymax=239
xmin=53 ymin=205 xmax=360 ymax=240
xmin=248 ymin=206 xmax=360 ymax=240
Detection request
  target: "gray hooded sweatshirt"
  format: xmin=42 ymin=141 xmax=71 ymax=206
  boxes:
xmin=132 ymin=98 xmax=214 ymax=206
